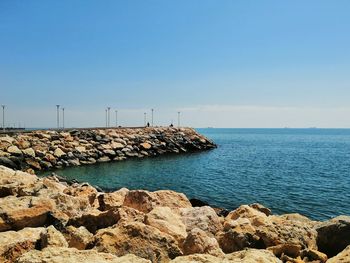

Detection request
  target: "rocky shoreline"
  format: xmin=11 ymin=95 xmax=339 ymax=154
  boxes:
xmin=0 ymin=165 xmax=349 ymax=262
xmin=0 ymin=127 xmax=216 ymax=173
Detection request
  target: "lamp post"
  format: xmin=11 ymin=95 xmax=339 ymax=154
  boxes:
xmin=62 ymin=108 xmax=65 ymax=129
xmin=178 ymin=111 xmax=180 ymax=127
xmin=144 ymin=112 xmax=147 ymax=126
xmin=1 ymin=105 xmax=5 ymax=131
xmin=151 ymin=108 xmax=154 ymax=127
xmin=115 ymin=110 xmax=118 ymax=127
xmin=56 ymin=105 xmax=60 ymax=129
xmin=107 ymin=107 xmax=111 ymax=127
xmin=105 ymin=109 xmax=107 ymax=127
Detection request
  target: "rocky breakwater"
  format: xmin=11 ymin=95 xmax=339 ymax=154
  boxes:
xmin=0 ymin=127 xmax=216 ymax=173
xmin=0 ymin=165 xmax=349 ymax=262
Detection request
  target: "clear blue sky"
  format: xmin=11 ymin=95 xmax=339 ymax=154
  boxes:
xmin=1 ymin=0 xmax=350 ymax=128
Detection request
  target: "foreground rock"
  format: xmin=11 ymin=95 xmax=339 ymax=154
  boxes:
xmin=0 ymin=166 xmax=349 ymax=263
xmin=17 ymin=247 xmax=151 ymax=263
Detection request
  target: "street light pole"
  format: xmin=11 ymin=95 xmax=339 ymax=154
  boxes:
xmin=107 ymin=107 xmax=111 ymax=127
xmin=1 ymin=105 xmax=5 ymax=131
xmin=151 ymin=108 xmax=154 ymax=127
xmin=105 ymin=109 xmax=107 ymax=127
xmin=62 ymin=108 xmax=65 ymax=129
xmin=144 ymin=112 xmax=147 ymax=126
xmin=115 ymin=110 xmax=118 ymax=127
xmin=56 ymin=105 xmax=60 ymax=129
xmin=178 ymin=111 xmax=180 ymax=127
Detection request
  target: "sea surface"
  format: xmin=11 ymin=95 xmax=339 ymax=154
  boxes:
xmin=42 ymin=128 xmax=350 ymax=221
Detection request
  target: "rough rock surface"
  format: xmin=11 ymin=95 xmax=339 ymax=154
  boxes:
xmin=16 ymin=247 xmax=151 ymax=263
xmin=0 ymin=166 xmax=348 ymax=263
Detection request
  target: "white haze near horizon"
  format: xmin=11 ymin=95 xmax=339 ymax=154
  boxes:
xmin=2 ymin=105 xmax=350 ymax=129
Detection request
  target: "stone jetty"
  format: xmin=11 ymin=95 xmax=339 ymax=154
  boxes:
xmin=0 ymin=165 xmax=349 ymax=262
xmin=0 ymin=127 xmax=216 ymax=173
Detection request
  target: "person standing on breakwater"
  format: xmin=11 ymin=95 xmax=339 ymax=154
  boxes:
xmin=147 ymin=122 xmax=150 ymax=127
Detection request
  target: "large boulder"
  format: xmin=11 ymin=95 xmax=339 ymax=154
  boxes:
xmin=0 ymin=165 xmax=39 ymax=197
xmin=0 ymin=227 xmax=46 ymax=263
xmin=98 ymin=188 xmax=129 ymax=211
xmin=171 ymin=248 xmax=282 ymax=262
xmin=63 ymin=225 xmax=94 ymax=250
xmin=41 ymin=225 xmax=68 ymax=248
xmin=217 ymin=205 xmax=317 ymax=253
xmin=95 ymin=221 xmax=183 ymax=262
xmin=182 ymin=228 xmax=224 ymax=257
xmin=145 ymin=206 xmax=187 ymax=243
xmin=0 ymin=195 xmax=54 ymax=231
xmin=327 ymin=245 xmax=350 ymax=263
xmin=180 ymin=206 xmax=223 ymax=237
xmin=316 ymin=215 xmax=350 ymax=257
xmin=16 ymin=247 xmax=151 ymax=263
xmin=67 ymin=208 xmax=120 ymax=233
xmin=123 ymin=190 xmax=192 ymax=213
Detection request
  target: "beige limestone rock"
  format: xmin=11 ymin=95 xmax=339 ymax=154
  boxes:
xmin=53 ymin=148 xmax=66 ymax=157
xmin=17 ymin=247 xmax=151 ymax=263
xmin=182 ymin=228 xmax=224 ymax=257
xmin=98 ymin=188 xmax=129 ymax=211
xmin=171 ymin=248 xmax=282 ymax=262
xmin=140 ymin=142 xmax=152 ymax=150
xmin=41 ymin=225 xmax=68 ymax=248
xmin=327 ymin=245 xmax=350 ymax=263
xmin=22 ymin=148 xmax=36 ymax=157
xmin=75 ymin=146 xmax=86 ymax=152
xmin=0 ymin=136 xmax=15 ymax=144
xmin=180 ymin=206 xmax=223 ymax=237
xmin=0 ymin=165 xmax=39 ymax=197
xmin=64 ymin=183 xmax=98 ymax=205
xmin=0 ymin=195 xmax=54 ymax=230
xmin=145 ymin=206 xmax=187 ymax=243
xmin=67 ymin=208 xmax=120 ymax=233
xmin=7 ymin=145 xmax=22 ymax=155
xmin=95 ymin=221 xmax=182 ymax=262
xmin=111 ymin=142 xmax=125 ymax=149
xmin=64 ymin=225 xmax=93 ymax=250
xmin=0 ymin=227 xmax=46 ymax=263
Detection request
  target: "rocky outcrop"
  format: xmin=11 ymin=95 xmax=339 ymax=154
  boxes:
xmin=0 ymin=166 xmax=349 ymax=262
xmin=0 ymin=127 xmax=216 ymax=172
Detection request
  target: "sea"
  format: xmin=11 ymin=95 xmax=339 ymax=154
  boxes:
xmin=42 ymin=128 xmax=350 ymax=221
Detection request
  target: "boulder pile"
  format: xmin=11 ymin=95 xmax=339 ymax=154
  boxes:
xmin=0 ymin=166 xmax=348 ymax=262
xmin=0 ymin=127 xmax=216 ymax=173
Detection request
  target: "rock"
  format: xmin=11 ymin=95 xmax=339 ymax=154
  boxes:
xmin=63 ymin=183 xmax=98 ymax=205
xmin=0 ymin=157 xmax=18 ymax=169
xmin=41 ymin=225 xmax=68 ymax=248
xmin=145 ymin=206 xmax=187 ymax=243
xmin=7 ymin=145 xmax=22 ymax=155
xmin=327 ymin=245 xmax=350 ymax=263
xmin=300 ymin=249 xmax=328 ymax=263
xmin=111 ymin=142 xmax=125 ymax=149
xmin=249 ymin=203 xmax=272 ymax=216
xmin=25 ymin=159 xmax=41 ymax=170
xmin=16 ymin=247 xmax=151 ymax=263
xmin=182 ymin=228 xmax=224 ymax=257
xmin=0 ymin=165 xmax=39 ymax=197
xmin=97 ymin=156 xmax=111 ymax=162
xmin=171 ymin=248 xmax=282 ymax=262
xmin=98 ymin=188 xmax=129 ymax=211
xmin=180 ymin=206 xmax=223 ymax=237
xmin=0 ymin=195 xmax=54 ymax=230
xmin=54 ymin=148 xmax=66 ymax=158
xmin=63 ymin=226 xmax=93 ymax=250
xmin=219 ymin=205 xmax=317 ymax=253
xmin=95 ymin=221 xmax=182 ymax=262
xmin=16 ymin=140 xmax=31 ymax=149
xmin=123 ymin=190 xmax=191 ymax=213
xmin=67 ymin=208 xmax=120 ymax=233
xmin=0 ymin=227 xmax=46 ymax=263
xmin=189 ymin=198 xmax=209 ymax=207
xmin=22 ymin=148 xmax=35 ymax=157
xmin=75 ymin=146 xmax=86 ymax=153
xmin=0 ymin=136 xmax=15 ymax=144
xmin=140 ymin=142 xmax=152 ymax=150
xmin=316 ymin=215 xmax=350 ymax=257
xmin=267 ymin=243 xmax=302 ymax=258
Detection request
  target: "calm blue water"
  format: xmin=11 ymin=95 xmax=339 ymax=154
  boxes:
xmin=44 ymin=128 xmax=350 ymax=221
